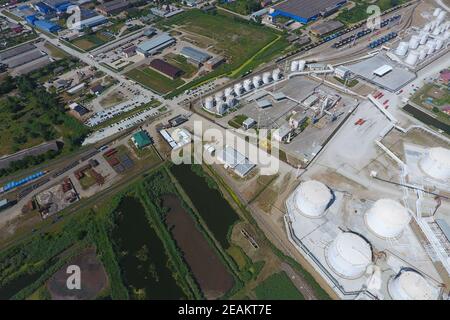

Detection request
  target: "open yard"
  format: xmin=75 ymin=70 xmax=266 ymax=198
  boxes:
xmin=254 ymin=271 xmax=304 ymax=300
xmin=70 ymin=32 xmax=114 ymax=51
xmin=125 ymin=66 xmax=185 ymax=94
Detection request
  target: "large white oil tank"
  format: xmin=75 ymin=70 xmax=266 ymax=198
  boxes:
xmin=326 ymin=232 xmax=372 ymax=279
xmin=432 ymin=25 xmax=441 ymax=36
xmin=435 ymin=37 xmax=444 ymax=50
xmin=423 ymin=23 xmax=432 ymax=32
xmin=262 ymin=72 xmax=272 ymax=84
xmin=395 ymin=41 xmax=409 ymax=56
xmin=419 ymin=32 xmax=429 ymax=45
xmin=272 ymin=68 xmax=281 ymax=81
xmin=234 ymin=83 xmax=243 ymax=96
xmin=418 ymin=48 xmax=427 ymax=60
xmin=365 ymin=199 xmax=410 ymax=239
xmin=293 ymin=180 xmax=333 ymax=218
xmin=216 ymin=102 xmax=227 ymax=115
xmin=204 ymin=96 xmax=214 ymax=109
xmin=405 ymin=50 xmax=419 ymax=65
xmin=225 ymin=96 xmax=236 ymax=107
xmin=290 ymin=60 xmax=299 ymax=72
xmin=444 ymin=30 xmax=450 ymax=40
xmin=433 ymin=8 xmax=442 ymax=17
xmin=243 ymin=79 xmax=253 ymax=92
xmin=408 ymin=35 xmax=420 ymax=49
xmin=388 ymin=268 xmax=440 ymax=300
xmin=419 ymin=147 xmax=450 ymax=180
xmin=252 ymin=75 xmax=261 ymax=88
xmin=426 ymin=39 xmax=436 ymax=55
xmin=214 ymin=91 xmax=224 ymax=103
xmin=224 ymin=87 xmax=234 ymax=97
xmin=437 ymin=11 xmax=446 ymax=23
xmin=298 ymin=60 xmax=306 ymax=72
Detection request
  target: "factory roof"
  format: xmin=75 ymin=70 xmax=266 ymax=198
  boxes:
xmin=273 ymin=0 xmax=345 ymax=19
xmin=137 ymin=33 xmax=174 ymax=54
xmin=132 ymin=130 xmax=152 ymax=149
xmin=0 ymin=43 xmax=36 ymax=61
xmin=310 ymin=20 xmax=344 ymax=36
xmin=180 ymin=46 xmax=211 ymax=63
xmin=149 ymin=59 xmax=182 ymax=79
xmin=257 ymin=99 xmax=272 ymax=108
xmin=5 ymin=50 xmax=45 ymax=68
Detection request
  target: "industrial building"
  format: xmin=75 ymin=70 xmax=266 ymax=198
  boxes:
xmin=69 ymin=10 xmax=108 ymax=30
xmin=180 ymin=46 xmax=211 ymax=64
xmin=311 ymin=20 xmax=344 ymax=37
xmin=96 ymin=0 xmax=131 ymax=16
xmin=131 ymin=130 xmax=153 ymax=149
xmin=136 ymin=33 xmax=175 ymax=57
xmin=269 ymin=0 xmax=347 ymax=24
xmin=149 ymin=59 xmax=183 ymax=79
xmin=33 ymin=19 xmax=61 ymax=33
xmin=216 ymin=145 xmax=256 ymax=178
xmin=42 ymin=0 xmax=72 ymax=13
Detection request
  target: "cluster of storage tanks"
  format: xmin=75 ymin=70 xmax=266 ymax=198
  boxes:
xmin=290 ymin=60 xmax=306 ymax=72
xmin=395 ymin=9 xmax=449 ymax=66
xmin=203 ymin=69 xmax=282 ymax=115
xmin=291 ymin=180 xmax=441 ymax=299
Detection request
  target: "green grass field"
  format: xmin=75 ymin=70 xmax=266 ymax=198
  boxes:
xmin=337 ymin=0 xmax=407 ymax=25
xmin=254 ymin=272 xmax=304 ymax=300
xmin=70 ymin=32 xmax=113 ymax=51
xmin=125 ymin=67 xmax=185 ymax=94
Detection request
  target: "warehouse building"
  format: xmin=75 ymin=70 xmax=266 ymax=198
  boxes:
xmin=310 ymin=20 xmax=344 ymax=36
xmin=0 ymin=43 xmax=36 ymax=62
xmin=42 ymin=0 xmax=72 ymax=13
xmin=70 ymin=10 xmax=108 ymax=30
xmin=131 ymin=130 xmax=153 ymax=149
xmin=34 ymin=2 xmax=55 ymax=14
xmin=269 ymin=0 xmax=347 ymax=24
xmin=180 ymin=46 xmax=211 ymax=64
xmin=34 ymin=19 xmax=61 ymax=33
xmin=96 ymin=0 xmax=130 ymax=16
xmin=216 ymin=145 xmax=256 ymax=178
xmin=149 ymin=59 xmax=182 ymax=79
xmin=136 ymin=33 xmax=175 ymax=57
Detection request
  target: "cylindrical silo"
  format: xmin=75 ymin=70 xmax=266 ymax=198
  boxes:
xmin=294 ymin=180 xmax=333 ymax=218
xmin=215 ymin=101 xmax=227 ymax=115
xmin=290 ymin=60 xmax=299 ymax=72
xmin=395 ymin=41 xmax=409 ymax=56
xmin=419 ymin=32 xmax=428 ymax=45
xmin=224 ymin=87 xmax=234 ymax=97
xmin=252 ymin=75 xmax=261 ymax=88
xmin=204 ymin=96 xmax=214 ymax=109
xmin=272 ymin=69 xmax=281 ymax=81
xmin=365 ymin=199 xmax=411 ymax=239
xmin=418 ymin=48 xmax=427 ymax=60
xmin=437 ymin=11 xmax=446 ymax=23
xmin=298 ymin=60 xmax=306 ymax=72
xmin=325 ymin=232 xmax=372 ymax=279
xmin=435 ymin=37 xmax=444 ymax=50
xmin=419 ymin=147 xmax=450 ymax=180
xmin=432 ymin=25 xmax=441 ymax=36
xmin=426 ymin=39 xmax=436 ymax=55
xmin=444 ymin=30 xmax=450 ymax=40
xmin=433 ymin=8 xmax=442 ymax=17
xmin=225 ymin=96 xmax=236 ymax=108
xmin=262 ymin=72 xmax=271 ymax=84
xmin=408 ymin=35 xmax=420 ymax=49
xmin=423 ymin=23 xmax=432 ymax=32
xmin=388 ymin=268 xmax=440 ymax=300
xmin=234 ymin=83 xmax=243 ymax=96
xmin=214 ymin=91 xmax=224 ymax=103
xmin=405 ymin=50 xmax=419 ymax=65
xmin=243 ymin=79 xmax=253 ymax=92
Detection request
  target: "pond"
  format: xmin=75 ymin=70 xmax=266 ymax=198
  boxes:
xmin=170 ymin=165 xmax=240 ymax=249
xmin=163 ymin=194 xmax=234 ymax=299
xmin=111 ymin=196 xmax=185 ymax=300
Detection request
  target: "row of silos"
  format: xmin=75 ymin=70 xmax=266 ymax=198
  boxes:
xmin=290 ymin=60 xmax=306 ymax=72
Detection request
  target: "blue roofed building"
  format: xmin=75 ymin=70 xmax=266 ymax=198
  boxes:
xmin=42 ymin=0 xmax=72 ymax=13
xmin=34 ymin=2 xmax=55 ymax=14
xmin=269 ymin=0 xmax=347 ymax=24
xmin=136 ymin=33 xmax=175 ymax=57
xmin=25 ymin=15 xmax=38 ymax=25
xmin=34 ymin=19 xmax=61 ymax=32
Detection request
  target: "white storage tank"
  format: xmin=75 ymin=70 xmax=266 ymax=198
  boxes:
xmin=419 ymin=32 xmax=428 ymax=45
xmin=290 ymin=60 xmax=299 ymax=72
xmin=224 ymin=87 xmax=234 ymax=97
xmin=234 ymin=83 xmax=243 ymax=96
xmin=395 ymin=41 xmax=409 ymax=56
xmin=243 ymin=79 xmax=253 ymax=92
xmin=435 ymin=37 xmax=444 ymax=50
xmin=423 ymin=23 xmax=432 ymax=32
xmin=252 ymin=75 xmax=261 ymax=88
xmin=388 ymin=268 xmax=440 ymax=300
xmin=419 ymin=147 xmax=450 ymax=180
xmin=204 ymin=96 xmax=214 ymax=109
xmin=433 ymin=8 xmax=442 ymax=17
xmin=215 ymin=102 xmax=227 ymax=115
xmin=326 ymin=232 xmax=372 ymax=279
xmin=432 ymin=25 xmax=441 ymax=36
xmin=272 ymin=68 xmax=281 ymax=81
xmin=226 ymin=96 xmax=236 ymax=107
xmin=214 ymin=91 xmax=224 ymax=103
xmin=293 ymin=180 xmax=333 ymax=218
xmin=365 ymin=199 xmax=410 ymax=239
xmin=262 ymin=72 xmax=272 ymax=84
xmin=298 ymin=60 xmax=306 ymax=72
xmin=418 ymin=48 xmax=427 ymax=60
xmin=405 ymin=50 xmax=419 ymax=65
xmin=426 ymin=39 xmax=436 ymax=55
xmin=444 ymin=30 xmax=450 ymax=40
xmin=408 ymin=35 xmax=420 ymax=49
xmin=437 ymin=11 xmax=446 ymax=23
